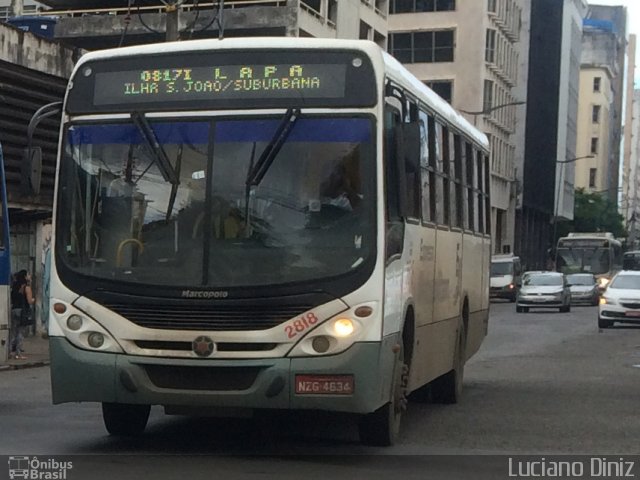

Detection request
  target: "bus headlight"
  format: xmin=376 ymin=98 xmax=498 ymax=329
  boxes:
xmin=87 ymin=332 xmax=105 ymax=349
xmin=54 ymin=306 xmax=123 ymax=353
xmin=288 ymin=314 xmax=366 ymax=357
xmin=67 ymin=315 xmax=83 ymax=331
xmin=334 ymin=318 xmax=355 ymax=337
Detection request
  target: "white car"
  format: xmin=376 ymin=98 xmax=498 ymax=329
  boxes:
xmin=598 ymin=271 xmax=640 ymax=328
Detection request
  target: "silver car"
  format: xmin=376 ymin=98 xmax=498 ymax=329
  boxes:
xmin=566 ymin=273 xmax=599 ymax=306
xmin=516 ymin=271 xmax=572 ymax=313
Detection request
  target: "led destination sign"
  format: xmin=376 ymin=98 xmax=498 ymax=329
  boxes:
xmin=93 ymin=63 xmax=347 ymax=106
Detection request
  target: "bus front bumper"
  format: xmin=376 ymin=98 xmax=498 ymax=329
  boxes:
xmin=49 ymin=336 xmax=397 ymax=415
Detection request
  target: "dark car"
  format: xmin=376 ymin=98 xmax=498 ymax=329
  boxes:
xmin=566 ymin=273 xmax=599 ymax=306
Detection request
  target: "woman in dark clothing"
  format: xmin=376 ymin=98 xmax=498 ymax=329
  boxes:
xmin=10 ymin=269 xmax=35 ymax=360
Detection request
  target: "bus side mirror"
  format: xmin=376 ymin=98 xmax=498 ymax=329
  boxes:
xmin=22 ymin=147 xmax=42 ymax=195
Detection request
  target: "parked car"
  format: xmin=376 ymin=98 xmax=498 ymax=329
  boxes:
xmin=516 ymin=271 xmax=571 ymax=313
xmin=598 ymin=270 xmax=640 ymax=328
xmin=566 ymin=273 xmax=599 ymax=306
xmin=490 ymin=254 xmax=522 ymax=302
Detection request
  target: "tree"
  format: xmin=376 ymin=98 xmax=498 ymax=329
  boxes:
xmin=556 ymin=188 xmax=626 ymax=240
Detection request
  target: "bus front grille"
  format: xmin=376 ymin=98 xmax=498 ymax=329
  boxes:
xmin=144 ymin=365 xmax=262 ymax=391
xmin=103 ymin=303 xmax=314 ymax=331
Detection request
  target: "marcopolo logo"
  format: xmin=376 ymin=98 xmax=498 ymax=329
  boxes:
xmin=8 ymin=456 xmax=73 ymax=480
xmin=181 ymin=290 xmax=229 ymax=299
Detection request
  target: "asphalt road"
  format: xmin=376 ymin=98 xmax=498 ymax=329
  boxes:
xmin=1 ymin=301 xmax=639 ymax=478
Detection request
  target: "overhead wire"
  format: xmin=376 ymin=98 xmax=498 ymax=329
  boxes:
xmin=190 ymin=1 xmax=220 ymax=35
xmin=136 ymin=0 xmax=162 ymax=35
xmin=118 ymin=0 xmax=134 ymax=47
xmin=184 ymin=0 xmax=200 ymax=39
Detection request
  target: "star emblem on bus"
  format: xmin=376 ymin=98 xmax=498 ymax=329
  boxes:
xmin=192 ymin=336 xmax=214 ymax=357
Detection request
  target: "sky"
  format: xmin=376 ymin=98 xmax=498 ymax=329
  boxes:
xmin=587 ymin=0 xmax=640 ymax=86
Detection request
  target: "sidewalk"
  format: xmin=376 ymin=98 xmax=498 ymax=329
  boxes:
xmin=0 ymin=333 xmax=50 ymax=371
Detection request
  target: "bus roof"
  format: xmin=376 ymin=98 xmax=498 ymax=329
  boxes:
xmin=71 ymin=37 xmax=488 ymax=149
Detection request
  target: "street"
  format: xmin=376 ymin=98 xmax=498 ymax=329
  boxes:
xmin=1 ymin=302 xmax=640 ymax=477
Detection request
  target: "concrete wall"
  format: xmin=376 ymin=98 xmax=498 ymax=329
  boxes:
xmin=0 ymin=21 xmax=76 ymax=75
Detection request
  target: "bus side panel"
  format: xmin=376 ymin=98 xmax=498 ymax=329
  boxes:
xmin=404 ymin=222 xmax=437 ymax=388
xmin=433 ymin=229 xmax=462 ymax=323
xmin=462 ymin=234 xmax=490 ymax=359
xmin=408 ymin=228 xmax=460 ymax=389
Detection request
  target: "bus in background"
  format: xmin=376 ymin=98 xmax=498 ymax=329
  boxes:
xmin=623 ymin=250 xmax=640 ymax=271
xmin=45 ymin=38 xmax=491 ymax=445
xmin=0 ymin=144 xmax=12 ymax=364
xmin=555 ymin=232 xmax=622 ymax=289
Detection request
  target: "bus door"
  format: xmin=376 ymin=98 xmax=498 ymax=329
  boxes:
xmin=0 ymin=143 xmax=11 ymax=364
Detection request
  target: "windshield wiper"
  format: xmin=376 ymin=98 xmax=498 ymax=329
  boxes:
xmin=245 ymin=108 xmax=300 ymax=187
xmin=242 ymin=108 xmax=300 ymax=236
xmin=132 ymin=111 xmax=179 ymax=185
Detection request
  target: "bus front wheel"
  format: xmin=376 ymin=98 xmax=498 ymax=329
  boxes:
xmin=358 ymin=343 xmax=408 ymax=446
xmin=102 ymin=403 xmax=150 ymax=436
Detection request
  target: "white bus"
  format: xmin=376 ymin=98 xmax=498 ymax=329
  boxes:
xmin=556 ymin=232 xmax=623 ymax=288
xmin=47 ymin=38 xmax=491 ymax=446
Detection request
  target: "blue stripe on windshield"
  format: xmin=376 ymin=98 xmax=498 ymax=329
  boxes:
xmin=215 ymin=118 xmax=371 ymax=142
xmin=67 ymin=118 xmax=370 ymax=145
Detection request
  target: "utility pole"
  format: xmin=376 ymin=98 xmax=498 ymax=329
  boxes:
xmin=9 ymin=0 xmax=23 ymax=17
xmin=165 ymin=2 xmax=180 ymax=42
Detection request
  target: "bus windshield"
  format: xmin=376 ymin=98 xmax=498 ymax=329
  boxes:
xmin=556 ymin=247 xmax=610 ymax=275
xmin=56 ymin=115 xmax=375 ymax=288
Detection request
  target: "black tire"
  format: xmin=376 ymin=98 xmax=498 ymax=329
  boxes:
xmin=598 ymin=318 xmax=613 ymax=329
xmin=359 ymin=343 xmax=408 ymax=446
xmin=102 ymin=403 xmax=150 ymax=436
xmin=431 ymin=321 xmax=466 ymax=404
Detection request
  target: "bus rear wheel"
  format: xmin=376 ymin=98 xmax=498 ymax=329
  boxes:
xmin=102 ymin=403 xmax=150 ymax=436
xmin=358 ymin=343 xmax=408 ymax=446
xmin=431 ymin=321 xmax=466 ymax=404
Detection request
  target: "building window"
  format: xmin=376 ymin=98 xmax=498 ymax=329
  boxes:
xmin=425 ymin=80 xmax=453 ymax=103
xmin=592 ymin=105 xmax=601 ymax=123
xmin=391 ymin=0 xmax=455 ymax=14
xmin=593 ymin=77 xmax=601 ymax=92
xmin=483 ymin=80 xmax=494 ymax=112
xmin=487 ymin=0 xmax=497 ymax=13
xmin=589 ymin=168 xmax=597 ymax=188
xmin=389 ymin=30 xmax=455 ymax=63
xmin=591 ymin=137 xmax=599 ymax=154
xmin=0 ymin=7 xmax=9 ymax=20
xmin=485 ymin=29 xmax=496 ymax=63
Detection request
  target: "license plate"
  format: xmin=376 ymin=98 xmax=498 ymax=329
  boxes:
xmin=625 ymin=311 xmax=640 ymax=317
xmin=295 ymin=375 xmax=354 ymax=395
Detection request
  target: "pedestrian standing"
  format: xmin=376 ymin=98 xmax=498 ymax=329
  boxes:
xmin=9 ymin=270 xmax=35 ymax=360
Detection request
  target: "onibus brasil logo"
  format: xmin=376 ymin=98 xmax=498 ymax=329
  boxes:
xmin=8 ymin=457 xmax=73 ymax=480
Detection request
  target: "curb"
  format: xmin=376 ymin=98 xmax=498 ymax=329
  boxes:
xmin=0 ymin=360 xmax=50 ymax=371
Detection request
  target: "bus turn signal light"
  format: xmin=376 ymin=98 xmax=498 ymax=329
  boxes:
xmin=53 ymin=303 xmax=67 ymax=314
